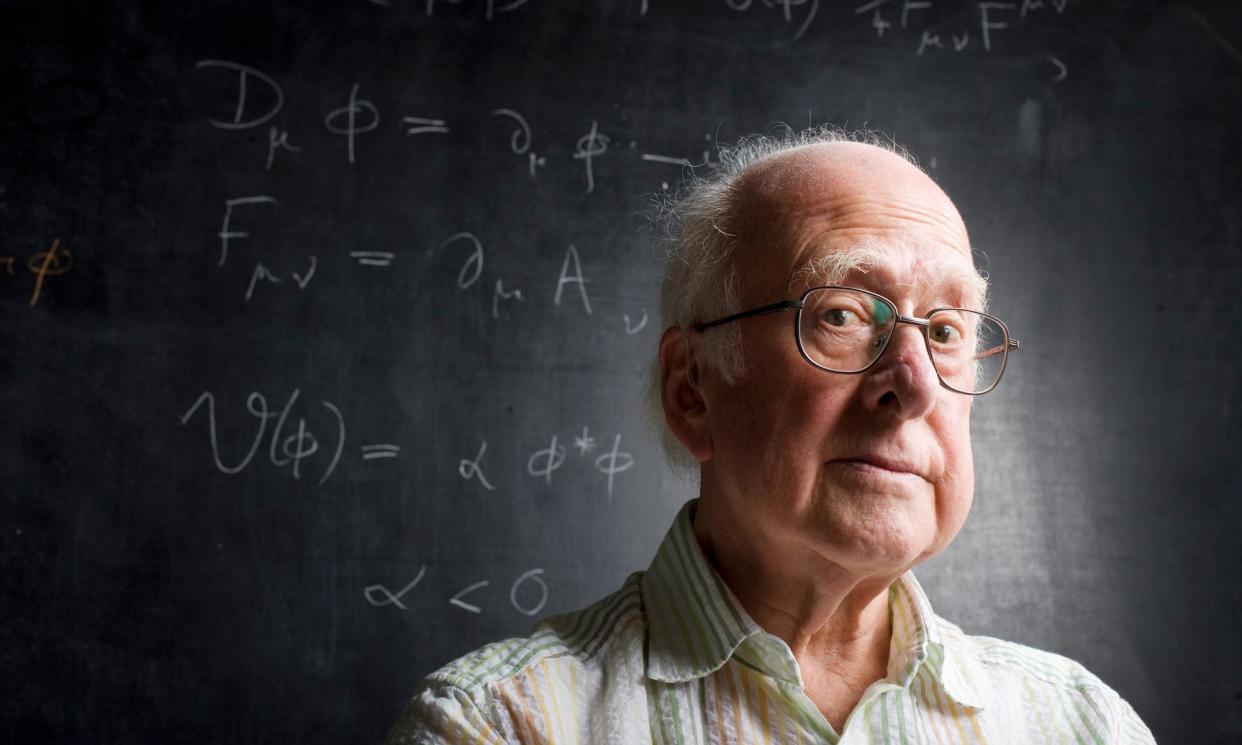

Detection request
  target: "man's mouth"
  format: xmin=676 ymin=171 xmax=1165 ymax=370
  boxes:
xmin=829 ymin=457 xmax=926 ymax=482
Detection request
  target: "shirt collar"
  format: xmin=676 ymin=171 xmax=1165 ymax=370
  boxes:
xmin=641 ymin=499 xmax=991 ymax=711
xmin=641 ymin=499 xmax=762 ymax=683
xmin=887 ymin=571 xmax=992 ymax=711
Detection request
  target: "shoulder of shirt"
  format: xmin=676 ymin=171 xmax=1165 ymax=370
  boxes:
xmin=420 ymin=570 xmax=646 ymax=695
xmin=932 ymin=614 xmax=1153 ymax=739
xmin=933 ymin=614 xmax=1109 ymax=691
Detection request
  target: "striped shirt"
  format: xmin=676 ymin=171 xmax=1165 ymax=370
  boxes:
xmin=386 ymin=499 xmax=1156 ymax=744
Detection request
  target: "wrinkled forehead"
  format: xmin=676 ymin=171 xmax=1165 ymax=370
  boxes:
xmin=788 ymin=238 xmax=988 ymax=312
xmin=728 ymin=142 xmax=980 ymax=306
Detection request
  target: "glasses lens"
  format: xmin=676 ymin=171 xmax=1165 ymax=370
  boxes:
xmin=798 ymin=288 xmax=898 ymax=373
xmin=926 ymin=309 xmax=1008 ymax=394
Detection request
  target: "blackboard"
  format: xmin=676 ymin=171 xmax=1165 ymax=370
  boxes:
xmin=4 ymin=1 xmax=1239 ymax=742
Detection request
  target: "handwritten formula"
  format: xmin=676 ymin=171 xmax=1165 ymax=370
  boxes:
xmin=364 ymin=0 xmax=1073 ymax=48
xmin=179 ymin=390 xmax=637 ymax=501
xmin=2 ymin=238 xmax=72 ymax=306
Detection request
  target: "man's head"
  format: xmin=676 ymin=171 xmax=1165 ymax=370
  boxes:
xmin=652 ymin=128 xmax=989 ymax=578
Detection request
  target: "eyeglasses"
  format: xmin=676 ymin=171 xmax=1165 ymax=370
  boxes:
xmin=693 ymin=285 xmax=1020 ymax=395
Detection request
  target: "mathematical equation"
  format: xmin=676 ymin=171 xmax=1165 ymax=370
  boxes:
xmin=364 ymin=0 xmax=1071 ymax=50
xmin=2 ymin=238 xmax=72 ymax=306
xmin=217 ymin=198 xmax=644 ymax=330
xmin=853 ymin=0 xmax=1071 ymax=68
xmin=195 ymin=59 xmax=715 ymax=183
xmin=367 ymin=0 xmax=820 ymax=40
xmin=459 ymin=427 xmax=636 ymax=501
xmin=199 ymin=61 xmax=663 ymax=333
xmin=362 ymin=571 xmax=548 ymax=615
xmin=178 ymin=389 xmax=346 ymax=486
xmin=365 ymin=566 xmax=549 ymax=617
xmin=179 ymin=390 xmax=637 ymax=501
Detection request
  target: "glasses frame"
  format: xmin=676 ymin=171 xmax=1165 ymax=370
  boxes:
xmin=693 ymin=285 xmax=1021 ymax=395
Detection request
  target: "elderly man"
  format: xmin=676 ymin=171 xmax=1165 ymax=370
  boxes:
xmin=386 ymin=130 xmax=1156 ymax=744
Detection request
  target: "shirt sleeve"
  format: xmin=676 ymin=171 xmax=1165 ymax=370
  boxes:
xmin=384 ymin=680 xmax=509 ymax=745
xmin=1083 ymin=683 xmax=1159 ymax=745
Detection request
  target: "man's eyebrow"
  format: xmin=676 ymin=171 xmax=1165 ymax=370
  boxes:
xmin=789 ymin=242 xmax=989 ymax=312
xmin=788 ymin=243 xmax=881 ymax=288
xmin=922 ymin=268 xmax=989 ymax=312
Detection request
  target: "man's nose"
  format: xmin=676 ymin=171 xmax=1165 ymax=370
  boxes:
xmin=858 ymin=321 xmax=939 ymax=419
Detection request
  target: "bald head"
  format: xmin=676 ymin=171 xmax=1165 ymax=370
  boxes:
xmin=726 ymin=142 xmax=980 ymax=310
xmin=733 ymin=142 xmax=970 ymax=259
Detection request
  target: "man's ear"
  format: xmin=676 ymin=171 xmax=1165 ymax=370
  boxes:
xmin=658 ymin=326 xmax=713 ymax=462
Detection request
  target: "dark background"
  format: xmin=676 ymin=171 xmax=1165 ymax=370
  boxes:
xmin=3 ymin=1 xmax=1239 ymax=742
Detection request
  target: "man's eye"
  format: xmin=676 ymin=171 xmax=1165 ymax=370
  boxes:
xmin=825 ymin=309 xmax=857 ymax=326
xmin=931 ymin=323 xmax=961 ymax=343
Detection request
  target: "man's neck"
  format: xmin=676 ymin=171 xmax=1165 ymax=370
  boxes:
xmin=691 ymin=496 xmax=897 ymax=729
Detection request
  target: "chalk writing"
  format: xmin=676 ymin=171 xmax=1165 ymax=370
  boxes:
xmin=1048 ymin=54 xmax=1067 ymax=81
xmin=726 ymin=0 xmax=819 ymax=40
xmin=365 ymin=566 xmax=426 ymax=609
xmin=1022 ymin=0 xmax=1068 ymax=15
xmin=491 ymin=107 xmax=546 ymax=176
xmin=361 ymin=444 xmax=400 ymax=460
xmin=195 ymin=60 xmax=284 ymax=130
xmin=364 ymin=0 xmax=1034 ymax=42
xmin=7 ymin=238 xmax=74 ymax=307
xmin=510 ymin=569 xmax=548 ymax=616
xmin=641 ymin=153 xmax=691 ymax=167
xmin=902 ymin=0 xmax=932 ymax=25
xmin=365 ymin=567 xmax=550 ymax=618
xmin=573 ymin=120 xmax=609 ymax=193
xmin=491 ymin=279 xmax=524 ymax=319
xmin=291 ymin=256 xmax=317 ymax=288
xmin=195 ymin=74 xmax=738 ymax=199
xmin=350 ymin=251 xmax=394 ymax=267
xmin=916 ymin=29 xmax=943 ymax=54
xmin=218 ymin=196 xmax=276 ymax=267
xmin=447 ymin=428 xmax=638 ymax=498
xmin=243 ymin=258 xmax=316 ymax=302
xmin=594 ymin=433 xmax=635 ymax=501
xmin=527 ymin=434 xmax=567 ymax=484
xmin=438 ymin=232 xmax=484 ymax=289
xmin=866 ymin=6 xmax=892 ymax=36
xmin=179 ymin=389 xmax=345 ymax=485
xmin=978 ymin=2 xmax=1016 ymax=51
xmin=572 ymin=427 xmax=596 ymax=456
xmin=245 ymin=263 xmax=280 ymax=302
xmin=450 ymin=580 xmax=489 ymax=613
xmin=419 ymin=0 xmax=530 ymax=20
xmin=266 ymin=126 xmax=301 ymax=169
xmin=459 ymin=440 xmax=497 ymax=491
xmin=487 ymin=0 xmax=529 ymax=20
xmin=323 ymin=83 xmax=380 ymax=164
xmin=491 ymin=108 xmax=531 ymax=153
xmin=554 ymin=245 xmax=592 ymax=315
xmin=623 ymin=310 xmax=649 ymax=335
xmin=403 ymin=116 xmax=450 ymax=136
xmin=851 ymin=0 xmax=1068 ymax=56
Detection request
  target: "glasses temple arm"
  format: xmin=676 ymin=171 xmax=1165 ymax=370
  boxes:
xmin=693 ymin=300 xmax=803 ymax=331
xmin=973 ymin=338 xmax=1021 ymax=361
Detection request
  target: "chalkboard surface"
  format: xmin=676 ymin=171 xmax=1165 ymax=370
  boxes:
xmin=3 ymin=1 xmax=1239 ymax=743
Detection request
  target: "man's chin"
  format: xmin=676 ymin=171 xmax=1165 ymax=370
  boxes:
xmin=808 ymin=513 xmax=934 ymax=574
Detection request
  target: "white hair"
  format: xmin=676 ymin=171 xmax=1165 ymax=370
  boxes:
xmin=644 ymin=125 xmax=979 ymax=475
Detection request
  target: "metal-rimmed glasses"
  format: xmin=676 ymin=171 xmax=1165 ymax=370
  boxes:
xmin=693 ymin=285 xmax=1020 ymax=395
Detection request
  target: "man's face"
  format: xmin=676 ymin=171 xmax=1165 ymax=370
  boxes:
xmin=697 ymin=143 xmax=979 ymax=577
